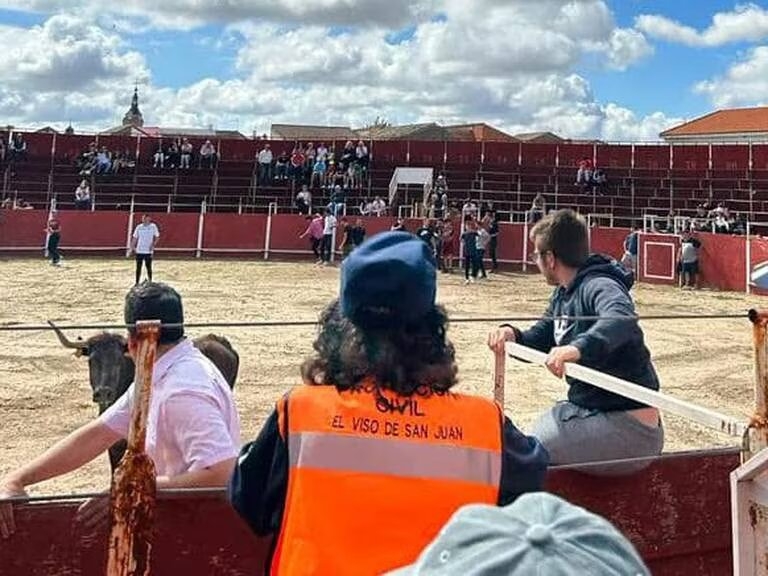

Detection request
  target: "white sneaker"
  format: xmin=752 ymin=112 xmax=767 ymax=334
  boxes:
xmin=464 ymin=279 xmax=470 ymax=285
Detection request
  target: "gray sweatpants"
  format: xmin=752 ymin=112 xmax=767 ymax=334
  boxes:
xmin=532 ymin=401 xmax=664 ymax=476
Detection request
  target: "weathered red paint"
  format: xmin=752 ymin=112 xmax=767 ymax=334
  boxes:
xmin=107 ymin=320 xmax=159 ymax=576
xmin=0 ymin=449 xmax=738 ymax=576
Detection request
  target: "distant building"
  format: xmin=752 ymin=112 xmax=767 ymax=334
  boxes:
xmin=514 ymin=131 xmax=564 ymax=144
xmin=270 ymin=124 xmax=358 ymax=141
xmin=102 ymin=87 xmax=246 ymax=139
xmin=661 ymin=107 xmax=768 ymax=143
xmin=273 ymin=121 xmax=518 ymax=142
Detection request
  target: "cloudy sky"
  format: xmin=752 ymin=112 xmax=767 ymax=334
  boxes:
xmin=0 ymin=1 xmax=767 ymax=141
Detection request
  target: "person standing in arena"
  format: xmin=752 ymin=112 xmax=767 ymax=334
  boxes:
xmin=487 ymin=209 xmax=663 ymax=472
xmin=131 ymin=214 xmax=160 ymax=284
xmin=45 ymin=213 xmax=62 ymax=266
xmin=229 ymin=231 xmax=547 ymax=575
xmin=0 ymin=282 xmax=240 ymax=539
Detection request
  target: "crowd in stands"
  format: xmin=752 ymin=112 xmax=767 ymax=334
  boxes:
xmin=575 ymin=157 xmax=607 ymax=193
xmin=153 ymin=138 xmax=218 ymax=169
xmin=75 ymin=142 xmax=135 ymax=176
xmin=648 ymin=202 xmax=748 ymax=235
xmin=257 ymin=140 xmax=369 ymax=191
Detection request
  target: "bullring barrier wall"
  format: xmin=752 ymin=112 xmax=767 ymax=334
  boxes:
xmin=2 ymin=209 xmax=767 ymax=294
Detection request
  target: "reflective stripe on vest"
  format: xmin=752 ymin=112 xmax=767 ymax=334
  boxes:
xmin=289 ymin=431 xmax=501 ymax=485
xmin=272 ymin=384 xmax=503 ymax=576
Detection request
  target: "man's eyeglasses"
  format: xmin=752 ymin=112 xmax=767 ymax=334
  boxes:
xmin=531 ymin=249 xmax=551 ymax=262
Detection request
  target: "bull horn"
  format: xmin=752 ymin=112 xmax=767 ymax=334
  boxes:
xmin=47 ymin=320 xmax=87 ymax=350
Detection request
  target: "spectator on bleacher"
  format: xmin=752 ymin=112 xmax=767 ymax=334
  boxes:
xmin=0 ymin=135 xmax=6 ymax=163
xmin=180 ymin=138 xmax=193 ymax=169
xmin=371 ymin=196 xmax=387 ymax=216
xmin=575 ymin=157 xmax=592 ymax=186
xmin=355 ymin=140 xmax=369 ymax=178
xmin=591 ymin=168 xmax=607 ymax=195
xmin=304 ymin=142 xmax=316 ymax=183
xmin=664 ymin=209 xmax=676 ymax=233
xmin=733 ymin=212 xmax=747 ymax=235
xmin=339 ymin=140 xmax=355 ymax=172
xmin=435 ymin=172 xmax=448 ymax=193
xmin=153 ymin=143 xmax=165 ymax=168
xmin=95 ymin=146 xmax=112 ymax=175
xmin=328 ymin=184 xmax=346 ymax=216
xmin=693 ymin=204 xmax=709 ymax=231
xmin=359 ymin=199 xmax=374 ymax=216
xmin=391 ymin=217 xmax=406 ymax=232
xmin=9 ymin=133 xmax=27 ymax=162
xmin=295 ymin=185 xmax=311 ymax=215
xmin=199 ymin=140 xmax=217 ymax=169
xmin=274 ymin=149 xmax=289 ymax=181
xmin=529 ymin=192 xmax=546 ymax=223
xmin=14 ymin=198 xmax=33 ymax=210
xmin=166 ymin=140 xmax=180 ymax=169
xmin=346 ymin=156 xmax=363 ymax=191
xmin=74 ymin=179 xmax=91 ymax=210
xmin=330 ymin=164 xmax=345 ymax=190
xmin=1 ymin=197 xmax=12 ymax=209
xmin=299 ymin=212 xmax=324 ymax=263
xmin=289 ymin=147 xmax=305 ymax=182
xmin=316 ymin=142 xmax=328 ymax=162
xmin=310 ymin=155 xmax=326 ymax=189
xmin=257 ymin=144 xmax=273 ymax=186
xmin=462 ymin=198 xmax=478 ymax=219
xmin=426 ymin=192 xmax=438 ymax=219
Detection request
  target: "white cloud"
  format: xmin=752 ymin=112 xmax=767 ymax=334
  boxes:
xmin=637 ymin=3 xmax=768 ymax=47
xmin=0 ymin=1 xmax=666 ymax=141
xmin=695 ymin=45 xmax=768 ymax=108
xmin=0 ymin=0 xmax=438 ymax=30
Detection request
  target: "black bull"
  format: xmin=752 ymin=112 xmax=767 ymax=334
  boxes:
xmin=48 ymin=321 xmax=239 ymax=471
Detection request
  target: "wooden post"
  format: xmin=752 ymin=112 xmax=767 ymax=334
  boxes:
xmin=106 ymin=320 xmax=160 ymax=576
xmin=493 ymin=350 xmax=505 ymax=407
xmin=749 ymin=309 xmax=768 ymax=461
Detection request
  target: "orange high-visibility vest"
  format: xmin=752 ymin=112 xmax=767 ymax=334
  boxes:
xmin=270 ymin=382 xmax=503 ymax=576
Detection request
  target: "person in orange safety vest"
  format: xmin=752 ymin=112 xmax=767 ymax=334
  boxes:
xmin=228 ymin=231 xmax=549 ymax=576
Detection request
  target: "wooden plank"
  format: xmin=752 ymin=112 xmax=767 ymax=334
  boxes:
xmin=507 ymin=342 xmax=747 ymax=437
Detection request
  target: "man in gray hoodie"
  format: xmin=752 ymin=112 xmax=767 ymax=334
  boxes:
xmin=488 ymin=209 xmax=663 ymax=472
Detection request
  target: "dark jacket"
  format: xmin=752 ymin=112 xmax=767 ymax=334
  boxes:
xmin=514 ymin=254 xmax=659 ymax=411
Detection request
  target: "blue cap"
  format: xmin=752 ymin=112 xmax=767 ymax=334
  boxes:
xmin=385 ymin=493 xmax=650 ymax=576
xmin=340 ymin=231 xmax=436 ymax=325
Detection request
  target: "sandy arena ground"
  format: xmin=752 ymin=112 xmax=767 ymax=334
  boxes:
xmin=0 ymin=256 xmax=764 ymax=495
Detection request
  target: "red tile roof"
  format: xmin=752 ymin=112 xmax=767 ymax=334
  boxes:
xmin=662 ymin=107 xmax=768 ymax=136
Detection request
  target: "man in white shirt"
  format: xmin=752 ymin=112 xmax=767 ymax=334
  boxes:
xmin=321 ymin=207 xmax=337 ymax=264
xmin=257 ymin=144 xmax=273 ymax=186
xmin=0 ymin=282 xmax=241 ymax=539
xmin=131 ymin=214 xmax=160 ymax=285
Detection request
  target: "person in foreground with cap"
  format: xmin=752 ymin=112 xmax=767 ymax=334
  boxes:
xmin=386 ymin=492 xmax=650 ymax=575
xmin=228 ymin=231 xmax=548 ymax=576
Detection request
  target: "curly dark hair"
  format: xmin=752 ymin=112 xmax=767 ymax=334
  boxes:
xmin=301 ymin=299 xmax=458 ymax=396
